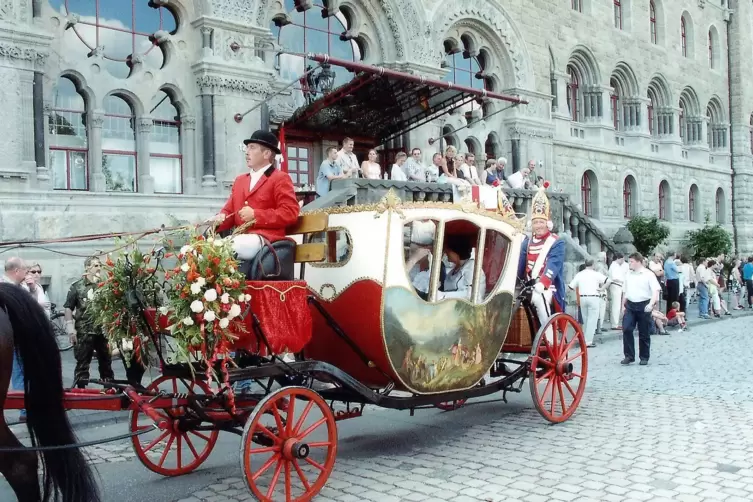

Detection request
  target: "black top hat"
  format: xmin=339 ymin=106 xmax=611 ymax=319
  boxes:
xmin=243 ymin=130 xmax=281 ymax=154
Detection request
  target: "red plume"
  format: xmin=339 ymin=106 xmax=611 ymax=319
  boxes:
xmin=543 ymin=180 xmax=551 ymax=189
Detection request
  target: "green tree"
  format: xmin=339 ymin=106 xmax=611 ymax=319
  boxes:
xmin=626 ymin=216 xmax=670 ymax=257
xmin=684 ymin=213 xmax=732 ymax=261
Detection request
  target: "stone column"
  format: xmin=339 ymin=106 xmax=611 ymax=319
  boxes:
xmin=553 ymin=70 xmax=571 ymax=118
xmin=181 ymin=115 xmax=197 ymax=194
xmin=18 ymin=70 xmax=36 ymax=171
xmin=88 ymin=110 xmax=106 ymax=191
xmin=137 ymin=117 xmax=154 ymax=193
xmin=200 ymin=94 xmax=217 ymax=188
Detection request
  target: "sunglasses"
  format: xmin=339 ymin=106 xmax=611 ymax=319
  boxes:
xmin=29 ymin=270 xmax=41 ymax=274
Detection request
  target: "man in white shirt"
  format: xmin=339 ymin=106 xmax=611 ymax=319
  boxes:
xmin=463 ymin=153 xmax=482 ymax=185
xmin=594 ymin=251 xmax=609 ymax=333
xmin=621 ymin=252 xmax=662 ymax=365
xmin=607 ymin=253 xmax=628 ymax=329
xmin=390 ymin=152 xmax=408 ymax=181
xmin=336 ymin=137 xmax=360 ymax=178
xmin=404 ymin=148 xmax=426 ymax=182
xmin=506 ymin=167 xmax=531 ymax=190
xmin=695 ymin=259 xmax=710 ymax=318
xmin=568 ymin=259 xmax=609 ymax=347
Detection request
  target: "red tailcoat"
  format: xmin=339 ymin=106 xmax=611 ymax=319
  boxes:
xmin=217 ymin=166 xmax=300 ymax=242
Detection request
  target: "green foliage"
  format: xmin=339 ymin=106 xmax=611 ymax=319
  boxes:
xmin=626 ymin=216 xmax=670 ymax=257
xmin=684 ymin=213 xmax=733 ymax=261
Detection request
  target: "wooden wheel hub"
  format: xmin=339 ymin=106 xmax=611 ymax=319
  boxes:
xmin=282 ymin=439 xmax=310 ymax=460
xmin=556 ymin=361 xmax=574 ymax=376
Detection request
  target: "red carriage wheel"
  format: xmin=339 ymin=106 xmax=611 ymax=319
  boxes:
xmin=434 ymin=399 xmax=467 ymax=411
xmin=240 ymin=386 xmax=337 ymax=502
xmin=130 ymin=375 xmax=220 ymax=476
xmin=529 ymin=313 xmax=588 ymax=424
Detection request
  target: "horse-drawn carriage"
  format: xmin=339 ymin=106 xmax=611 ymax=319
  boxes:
xmin=2 ymin=190 xmax=587 ymax=502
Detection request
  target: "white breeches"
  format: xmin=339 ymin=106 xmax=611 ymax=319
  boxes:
xmin=609 ymin=284 xmax=623 ymax=326
xmin=231 ymin=234 xmax=263 ymax=261
xmin=580 ymin=296 xmax=601 ymax=345
xmin=531 ymin=289 xmax=554 ymax=342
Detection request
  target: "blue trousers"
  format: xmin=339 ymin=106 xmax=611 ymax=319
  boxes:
xmin=623 ymin=300 xmax=651 ymax=362
xmin=697 ymin=282 xmax=709 ymax=317
xmin=11 ymin=350 xmax=26 ymax=417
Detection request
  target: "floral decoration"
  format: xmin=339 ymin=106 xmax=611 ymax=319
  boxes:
xmin=163 ymin=227 xmax=250 ymax=397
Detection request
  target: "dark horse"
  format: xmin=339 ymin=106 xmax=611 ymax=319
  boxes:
xmin=0 ymin=283 xmax=100 ymax=501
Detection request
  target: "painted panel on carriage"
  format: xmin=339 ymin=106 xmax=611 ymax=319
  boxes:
xmin=383 ymin=287 xmax=514 ymax=393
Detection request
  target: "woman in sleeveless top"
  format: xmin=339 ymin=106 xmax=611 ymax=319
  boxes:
xmin=361 ymin=149 xmax=382 ymax=179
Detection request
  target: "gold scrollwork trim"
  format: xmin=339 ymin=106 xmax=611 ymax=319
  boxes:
xmin=308 ymin=226 xmax=354 ymax=269
xmin=302 ymin=189 xmax=526 ymax=233
xmin=307 ymin=276 xmax=384 ymax=303
xmin=246 ymin=283 xmax=308 ymax=301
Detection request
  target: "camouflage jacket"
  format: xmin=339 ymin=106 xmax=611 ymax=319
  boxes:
xmin=64 ymin=277 xmax=102 ymax=336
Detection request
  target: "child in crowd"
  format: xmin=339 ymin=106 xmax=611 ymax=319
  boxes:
xmin=651 ymin=304 xmax=671 ymax=336
xmin=666 ymin=301 xmax=688 ymax=332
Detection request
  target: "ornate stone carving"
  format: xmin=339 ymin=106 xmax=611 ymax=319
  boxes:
xmin=90 ymin=112 xmax=105 ymax=128
xmin=433 ymin=1 xmax=531 ymax=88
xmin=507 ymin=126 xmax=554 ymax=140
xmin=214 ymin=0 xmax=257 ymax=25
xmin=0 ymin=42 xmax=47 ymax=65
xmin=196 ymin=75 xmax=270 ymax=95
xmin=375 ymin=0 xmax=407 ymax=59
xmin=182 ymin=115 xmax=197 ymax=130
xmin=268 ymin=94 xmax=298 ymax=122
xmin=0 ymin=67 xmax=22 ymax=169
xmin=0 ymin=0 xmax=14 ymax=21
xmin=221 ymin=32 xmax=260 ymax=64
xmin=138 ymin=118 xmax=154 ymax=134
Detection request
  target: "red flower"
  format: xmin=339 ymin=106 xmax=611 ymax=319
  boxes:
xmin=143 ymin=255 xmax=151 ymax=264
xmin=215 ymin=284 xmax=222 ymax=295
xmin=223 ymin=277 xmax=232 ymax=287
xmin=165 ymin=252 xmax=174 ymax=258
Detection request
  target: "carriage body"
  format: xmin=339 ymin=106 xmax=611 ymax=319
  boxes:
xmin=301 ymin=199 xmax=526 ymax=394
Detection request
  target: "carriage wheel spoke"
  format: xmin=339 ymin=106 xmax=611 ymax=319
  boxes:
xmin=142 ymin=430 xmax=170 ymax=453
xmin=304 ymin=456 xmax=325 ymax=472
xmin=271 ymin=403 xmax=285 ymax=435
xmin=189 ymin=430 xmax=212 ymax=442
xmin=293 ymin=400 xmax=315 ymax=436
xmin=257 ymin=424 xmax=283 ymax=445
xmin=285 ymin=459 xmax=292 ymax=502
xmin=549 ymin=377 xmax=557 ymax=415
xmin=534 ymin=357 xmax=554 ymax=369
xmin=252 ymin=453 xmax=281 ymax=481
xmin=293 ymin=459 xmax=311 ymax=491
xmin=183 ymin=432 xmax=200 ymax=460
xmin=286 ymin=396 xmax=297 ymax=435
xmin=565 ymin=351 xmax=585 ymax=365
xmin=561 ymin=329 xmax=578 ymax=355
xmin=265 ymin=458 xmax=284 ymax=499
xmin=535 ymin=368 xmax=554 ymax=384
xmin=248 ymin=446 xmax=279 ymax=454
xmin=175 ymin=434 xmax=183 ymax=469
xmin=557 ymin=380 xmax=567 ymax=414
xmin=562 ymin=377 xmax=578 ymax=400
xmin=157 ymin=434 xmax=175 ymax=468
xmin=297 ymin=417 xmax=326 ymax=440
xmin=307 ymin=441 xmax=332 ymax=448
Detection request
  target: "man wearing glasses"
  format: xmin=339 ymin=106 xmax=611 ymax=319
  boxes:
xmin=22 ymin=262 xmax=51 ymax=318
xmin=2 ymin=257 xmax=30 ymax=422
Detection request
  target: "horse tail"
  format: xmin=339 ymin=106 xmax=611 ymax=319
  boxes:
xmin=0 ymin=283 xmax=101 ymax=502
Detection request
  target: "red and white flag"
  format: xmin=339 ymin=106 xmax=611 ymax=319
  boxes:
xmin=277 ymin=125 xmax=288 ymax=172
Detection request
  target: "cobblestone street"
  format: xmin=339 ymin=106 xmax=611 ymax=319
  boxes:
xmin=3 ymin=316 xmax=753 ymax=502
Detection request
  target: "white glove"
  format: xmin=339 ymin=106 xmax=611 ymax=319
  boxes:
xmin=65 ymin=320 xmax=78 ymax=344
xmin=534 ymin=282 xmax=545 ymax=294
xmin=644 ymin=304 xmax=654 ymax=313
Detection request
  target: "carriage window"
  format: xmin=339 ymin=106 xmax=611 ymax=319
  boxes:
xmin=480 ymin=229 xmax=510 ymax=302
xmin=308 ymin=228 xmax=352 ymax=266
xmin=403 ymin=219 xmax=438 ymax=301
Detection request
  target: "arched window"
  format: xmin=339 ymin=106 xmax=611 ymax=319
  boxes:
xmin=581 ymin=171 xmax=593 ymax=216
xmin=681 ymin=17 xmax=687 ymax=57
xmin=50 ymin=0 xmax=176 ymax=79
xmin=102 ymin=94 xmax=137 ymax=192
xmin=50 ymin=76 xmax=88 ymax=190
xmin=566 ymin=66 xmax=580 ymax=122
xmin=650 ymin=1 xmax=657 ymax=44
xmin=571 ymin=0 xmax=583 ymax=12
xmin=442 ymin=36 xmax=490 ymax=117
xmin=623 ymin=176 xmax=635 ymax=218
xmin=610 ymin=77 xmax=622 ymax=130
xmin=715 ymin=188 xmax=725 ymax=224
xmin=614 ymin=0 xmax=622 ymax=29
xmin=688 ymin=184 xmax=699 ymax=222
xmin=272 ymin=1 xmax=362 ymax=107
xmin=647 ymin=88 xmax=656 ymax=136
xmin=150 ymin=91 xmax=182 ymax=194
xmin=658 ymin=180 xmax=669 ymax=220
xmin=708 ymin=30 xmax=714 ymax=68
xmin=707 ymin=98 xmax=726 ymax=150
xmin=679 ymin=99 xmax=686 ymax=142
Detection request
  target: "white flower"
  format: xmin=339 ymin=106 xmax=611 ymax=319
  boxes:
xmin=122 ymin=339 xmax=134 ymax=351
xmin=180 ymin=245 xmax=192 ymax=254
xmin=204 ymin=289 xmax=218 ymax=302
xmin=196 ymin=277 xmax=206 ymax=287
xmin=229 ymin=267 xmax=235 ymax=274
xmin=228 ymin=304 xmax=242 ymax=319
xmin=238 ymin=293 xmax=245 ymax=302
xmin=180 ymin=263 xmax=190 ymax=272
xmin=204 ymin=310 xmax=216 ymax=322
xmin=158 ymin=306 xmax=169 ymax=315
xmin=207 ymin=237 xmax=214 ymax=243
xmin=218 ymin=317 xmax=230 ymax=329
xmin=213 ymin=238 xmax=224 ymax=246
xmin=244 ymin=294 xmax=252 ymax=302
xmin=220 ymin=293 xmax=230 ymax=304
xmin=190 ymin=283 xmax=202 ymax=295
xmin=87 ymin=289 xmax=95 ymax=300
xmin=182 ymin=316 xmax=195 ymax=326
xmin=190 ymin=300 xmax=204 ymax=313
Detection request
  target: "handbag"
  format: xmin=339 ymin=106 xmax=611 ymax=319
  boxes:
xmin=253 ymin=237 xmax=283 ymax=280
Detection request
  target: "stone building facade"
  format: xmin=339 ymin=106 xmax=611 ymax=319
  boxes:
xmin=0 ymin=0 xmax=750 ymax=301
